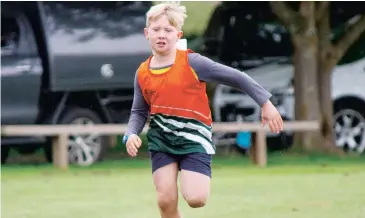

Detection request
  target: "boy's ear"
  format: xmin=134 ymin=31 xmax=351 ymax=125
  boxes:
xmin=144 ymin=28 xmax=149 ymax=40
xmin=177 ymin=31 xmax=183 ymax=40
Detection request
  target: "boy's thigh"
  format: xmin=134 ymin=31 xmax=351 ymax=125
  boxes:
xmin=150 ymin=151 xmax=180 ymax=202
xmin=150 ymin=151 xmax=179 ymax=175
xmin=179 ymin=152 xmax=212 ymax=178
xmin=179 ymin=153 xmax=212 ymax=201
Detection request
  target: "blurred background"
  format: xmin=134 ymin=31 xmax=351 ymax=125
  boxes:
xmin=1 ymin=1 xmax=365 ymax=218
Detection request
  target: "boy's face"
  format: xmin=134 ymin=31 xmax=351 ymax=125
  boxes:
xmin=144 ymin=15 xmax=183 ymax=55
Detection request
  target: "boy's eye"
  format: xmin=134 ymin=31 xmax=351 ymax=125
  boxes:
xmin=153 ymin=28 xmax=160 ymax=31
xmin=165 ymin=29 xmax=172 ymax=32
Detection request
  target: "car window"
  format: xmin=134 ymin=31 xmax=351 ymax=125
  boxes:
xmin=1 ymin=15 xmax=20 ymax=55
xmin=43 ymin=1 xmax=150 ymax=39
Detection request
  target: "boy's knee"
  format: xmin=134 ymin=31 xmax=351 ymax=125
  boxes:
xmin=157 ymin=192 xmax=177 ymax=210
xmin=185 ymin=195 xmax=208 ymax=208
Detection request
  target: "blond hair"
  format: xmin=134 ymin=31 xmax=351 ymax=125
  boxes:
xmin=146 ymin=1 xmax=187 ymax=31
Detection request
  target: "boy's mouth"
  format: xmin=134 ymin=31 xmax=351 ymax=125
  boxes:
xmin=157 ymin=41 xmax=166 ymax=45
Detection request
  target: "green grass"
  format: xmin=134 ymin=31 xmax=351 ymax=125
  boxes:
xmin=2 ymin=154 xmax=365 ymax=218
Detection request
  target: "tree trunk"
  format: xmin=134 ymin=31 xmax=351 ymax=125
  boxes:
xmin=316 ymin=3 xmax=346 ymax=155
xmin=291 ymin=2 xmax=321 ymax=151
xmin=292 ymin=35 xmax=321 ymax=151
xmin=317 ymin=65 xmax=345 ymax=155
xmin=317 ymin=47 xmax=346 ymax=155
xmin=292 ymin=54 xmax=304 ymax=150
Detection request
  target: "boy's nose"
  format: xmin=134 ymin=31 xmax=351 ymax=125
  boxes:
xmin=158 ymin=34 xmax=166 ymax=39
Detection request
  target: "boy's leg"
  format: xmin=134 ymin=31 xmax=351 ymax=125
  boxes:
xmin=179 ymin=153 xmax=212 ymax=208
xmin=151 ymin=151 xmax=182 ymax=218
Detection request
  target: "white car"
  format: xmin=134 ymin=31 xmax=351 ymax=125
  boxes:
xmin=213 ymin=57 xmax=365 ymax=154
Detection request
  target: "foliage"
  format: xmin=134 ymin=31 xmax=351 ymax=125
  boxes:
xmin=153 ymin=1 xmax=217 ymax=38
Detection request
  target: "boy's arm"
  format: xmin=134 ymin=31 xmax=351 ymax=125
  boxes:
xmin=188 ymin=53 xmax=272 ymax=106
xmin=123 ymin=71 xmax=150 ymax=141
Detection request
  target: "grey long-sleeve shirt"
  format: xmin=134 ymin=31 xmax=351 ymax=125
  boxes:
xmin=124 ymin=53 xmax=272 ymax=136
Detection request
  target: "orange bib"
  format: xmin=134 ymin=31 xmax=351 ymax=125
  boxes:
xmin=137 ymin=49 xmax=212 ymax=126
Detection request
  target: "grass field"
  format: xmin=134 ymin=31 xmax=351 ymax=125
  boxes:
xmin=2 ymin=154 xmax=365 ymax=218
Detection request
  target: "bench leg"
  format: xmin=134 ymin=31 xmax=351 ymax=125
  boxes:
xmin=108 ymin=135 xmax=117 ymax=148
xmin=249 ymin=138 xmax=258 ymax=164
xmin=250 ymin=131 xmax=267 ymax=167
xmin=52 ymin=134 xmax=69 ymax=169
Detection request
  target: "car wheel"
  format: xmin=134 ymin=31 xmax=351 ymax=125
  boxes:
xmin=44 ymin=107 xmax=108 ymax=166
xmin=333 ymin=104 xmax=365 ymax=154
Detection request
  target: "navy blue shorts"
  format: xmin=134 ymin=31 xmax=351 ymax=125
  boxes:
xmin=149 ymin=151 xmax=212 ymax=178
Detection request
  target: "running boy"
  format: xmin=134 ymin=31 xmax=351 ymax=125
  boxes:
xmin=123 ymin=2 xmax=284 ymax=218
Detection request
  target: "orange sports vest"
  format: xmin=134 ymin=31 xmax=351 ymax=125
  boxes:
xmin=137 ymin=49 xmax=212 ymax=126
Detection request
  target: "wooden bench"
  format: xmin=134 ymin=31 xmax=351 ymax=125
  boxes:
xmin=1 ymin=121 xmax=319 ymax=169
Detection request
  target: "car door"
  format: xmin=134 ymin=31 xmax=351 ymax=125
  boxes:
xmin=41 ymin=1 xmax=152 ymax=91
xmin=1 ymin=9 xmax=43 ymax=125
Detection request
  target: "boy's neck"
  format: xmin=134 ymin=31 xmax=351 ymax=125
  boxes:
xmin=151 ymin=48 xmax=176 ymax=67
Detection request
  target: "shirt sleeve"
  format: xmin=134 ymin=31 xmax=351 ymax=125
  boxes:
xmin=124 ymin=71 xmax=150 ymax=136
xmin=188 ymin=53 xmax=272 ymax=106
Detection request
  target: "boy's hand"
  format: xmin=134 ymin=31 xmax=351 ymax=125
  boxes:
xmin=126 ymin=134 xmax=142 ymax=157
xmin=261 ymin=100 xmax=284 ymax=133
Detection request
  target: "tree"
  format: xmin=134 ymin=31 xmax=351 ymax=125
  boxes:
xmin=269 ymin=1 xmax=365 ymax=153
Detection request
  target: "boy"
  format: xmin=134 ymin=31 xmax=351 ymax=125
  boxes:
xmin=123 ymin=2 xmax=283 ymax=218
